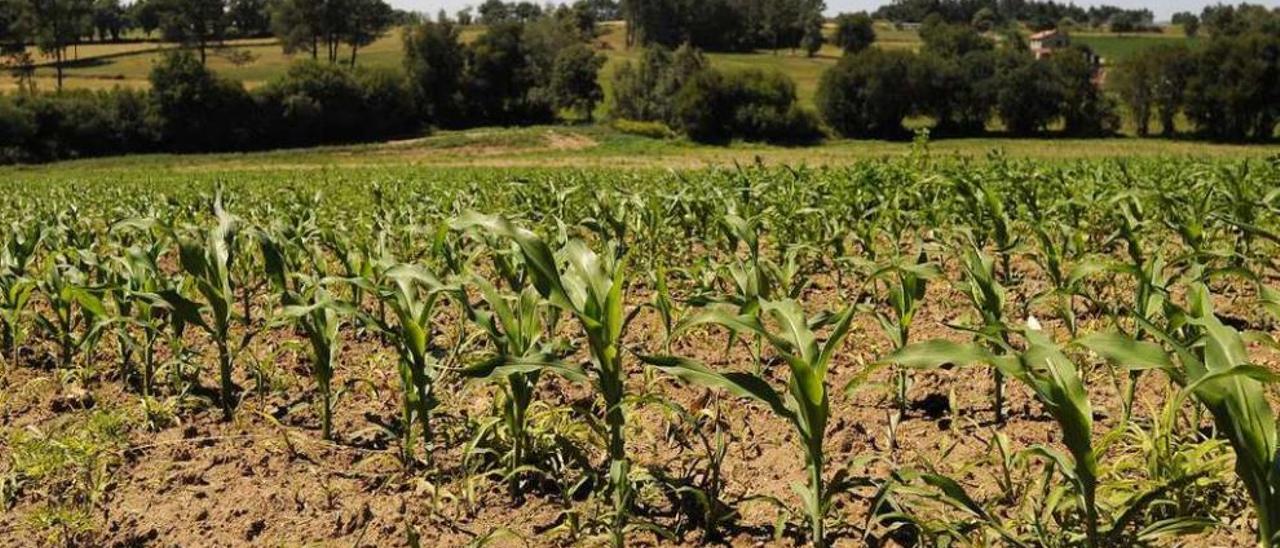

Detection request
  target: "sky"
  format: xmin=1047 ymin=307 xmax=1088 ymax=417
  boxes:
xmin=389 ymin=1 xmax=1271 ymax=22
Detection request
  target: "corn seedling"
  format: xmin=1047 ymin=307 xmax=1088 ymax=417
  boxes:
xmin=642 ymin=299 xmax=856 ymax=547
xmin=457 ymin=213 xmax=635 ymax=547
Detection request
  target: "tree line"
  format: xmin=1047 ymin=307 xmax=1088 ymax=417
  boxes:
xmin=873 ymin=0 xmax=1158 ymax=33
xmin=1112 ymin=5 xmax=1280 ymax=141
xmin=0 ymin=8 xmax=607 ymax=162
xmin=0 ymin=0 xmax=409 ymax=89
xmin=1 ymin=1 xmax=1278 ymax=163
xmin=620 ymin=0 xmax=827 ymax=54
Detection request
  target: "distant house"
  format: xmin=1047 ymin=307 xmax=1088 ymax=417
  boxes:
xmin=1029 ymin=28 xmax=1104 ymax=70
xmin=1029 ymin=29 xmax=1071 ymax=59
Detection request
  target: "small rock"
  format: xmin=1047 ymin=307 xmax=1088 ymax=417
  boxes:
xmin=245 ymin=519 xmax=266 ymax=541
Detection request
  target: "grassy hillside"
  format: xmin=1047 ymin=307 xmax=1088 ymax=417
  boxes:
xmin=5 ymin=21 xmax=1195 ymax=97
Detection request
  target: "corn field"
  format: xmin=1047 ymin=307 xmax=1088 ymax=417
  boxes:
xmin=3 ymin=156 xmax=1280 ymax=546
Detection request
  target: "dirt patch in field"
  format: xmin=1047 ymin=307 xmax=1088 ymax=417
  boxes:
xmin=544 ymin=130 xmax=599 ymax=151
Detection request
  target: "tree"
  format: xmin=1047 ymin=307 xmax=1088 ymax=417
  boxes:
xmin=158 ymin=0 xmax=228 ymax=65
xmin=148 ymin=50 xmax=254 ymax=150
xmin=1111 ymin=49 xmax=1154 ymax=136
xmin=1 ymin=0 xmax=35 ymax=92
xmin=833 ymin=12 xmax=874 ymax=54
xmin=477 ymin=0 xmax=510 ymax=24
xmin=228 ymin=0 xmax=270 ymax=37
xmin=1050 ymin=45 xmax=1116 ymax=136
xmin=608 ymin=44 xmax=705 ymax=125
xmin=912 ymin=48 xmax=997 ymax=135
xmin=1149 ymin=44 xmax=1194 ymax=137
xmin=463 ymin=22 xmax=554 ymax=124
xmin=800 ymin=9 xmax=823 ymax=57
xmin=1185 ymin=32 xmax=1280 ymax=140
xmin=129 ymin=0 xmax=161 ymax=37
xmin=994 ymin=52 xmax=1060 ymax=135
xmin=548 ymin=43 xmax=605 ymax=121
xmin=1171 ymin=11 xmax=1198 ymax=38
xmin=28 ymin=0 xmax=92 ymax=90
xmin=402 ymin=18 xmax=465 ymax=126
xmin=344 ymin=0 xmax=392 ymax=65
xmin=971 ymin=7 xmax=996 ymax=31
xmin=816 ymin=48 xmax=914 ymax=138
xmin=270 ymin=0 xmax=322 ymax=59
xmin=919 ymin=16 xmax=992 ymax=58
xmin=92 ymin=0 xmax=127 ymax=41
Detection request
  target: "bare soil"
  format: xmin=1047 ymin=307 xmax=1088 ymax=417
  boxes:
xmin=0 ymin=257 xmax=1272 ymax=547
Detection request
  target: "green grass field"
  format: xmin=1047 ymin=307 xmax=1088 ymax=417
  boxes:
xmin=1073 ymin=33 xmax=1200 ymax=64
xmin=3 ymin=124 xmax=1276 ymax=178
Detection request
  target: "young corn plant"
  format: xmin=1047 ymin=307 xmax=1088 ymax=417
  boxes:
xmin=0 ymin=221 xmax=43 ymax=367
xmin=361 ymin=262 xmax=449 ymax=467
xmin=1118 ymin=280 xmax=1280 ymax=547
xmin=176 ymin=193 xmax=245 ymax=420
xmin=461 ymin=275 xmax=584 ymax=500
xmin=1028 ymin=221 xmax=1096 ymax=337
xmin=869 ymin=247 xmax=939 ymax=416
xmin=111 ymin=215 xmax=204 ymax=397
xmin=103 ymin=243 xmax=168 ymax=394
xmin=1106 ymin=200 xmax=1175 ymax=420
xmin=35 ymin=258 xmax=108 ymax=371
xmin=892 ymin=326 xmax=1105 ymax=545
xmin=456 ymin=213 xmax=635 ymax=547
xmin=892 ymin=318 xmax=1214 ymax=547
xmin=259 ymin=228 xmax=354 ymax=441
xmin=641 ymin=299 xmax=856 ymax=547
xmin=955 ymin=177 xmax=1019 ymax=286
xmin=281 ymin=281 xmax=352 ymax=442
xmin=955 ymin=246 xmax=1011 ymax=424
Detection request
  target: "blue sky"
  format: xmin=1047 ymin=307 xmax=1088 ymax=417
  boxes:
xmin=391 ymin=1 xmax=1254 ymax=22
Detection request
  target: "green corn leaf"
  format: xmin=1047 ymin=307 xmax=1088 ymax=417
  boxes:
xmin=1074 ymin=331 xmax=1172 ymax=371
xmin=887 ymin=339 xmax=994 ymax=369
xmin=638 ymin=354 xmax=793 ymax=420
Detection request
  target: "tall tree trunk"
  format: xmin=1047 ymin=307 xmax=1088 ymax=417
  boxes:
xmin=55 ymin=48 xmax=64 ymax=91
xmin=350 ymin=44 xmax=358 ymax=66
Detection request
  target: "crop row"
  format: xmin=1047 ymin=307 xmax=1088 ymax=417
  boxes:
xmin=3 ymin=158 xmax=1280 ymax=545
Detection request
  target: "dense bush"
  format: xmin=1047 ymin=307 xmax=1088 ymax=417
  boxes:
xmin=610 ymin=45 xmax=815 ymax=144
xmin=0 ymin=52 xmax=422 ymax=164
xmin=675 ymin=68 xmax=819 ymax=144
xmin=608 ymin=44 xmax=706 ymax=127
xmin=0 ymin=90 xmax=157 ymax=162
xmin=833 ymin=12 xmax=876 ymax=54
xmin=403 ymin=16 xmax=603 ymax=128
xmin=816 ymin=48 xmax=915 ymax=138
xmin=993 ymin=53 xmax=1063 ymax=135
xmin=257 ymin=61 xmax=417 ymax=147
xmin=149 ymin=51 xmax=258 ymax=152
xmin=1184 ymin=33 xmax=1279 ymax=141
xmin=0 ymin=97 xmax=36 ymax=162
